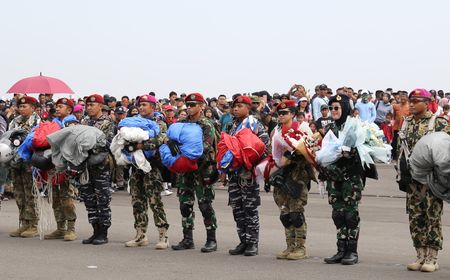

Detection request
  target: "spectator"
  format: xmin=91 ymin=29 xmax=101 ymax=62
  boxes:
xmin=219 ymin=103 xmax=233 ymax=132
xmin=355 ymin=91 xmax=376 ymax=123
xmin=312 ymin=84 xmax=329 ymax=121
xmin=315 ymin=104 xmax=333 ymax=137
xmin=375 ymin=92 xmax=394 ymax=126
xmin=177 ymin=109 xmax=187 ymax=121
xmin=379 ymin=112 xmax=394 ymax=144
xmin=439 ymin=104 xmax=449 ymax=123
xmin=298 ymin=97 xmax=312 ymax=123
xmin=392 ymin=91 xmax=410 ymax=160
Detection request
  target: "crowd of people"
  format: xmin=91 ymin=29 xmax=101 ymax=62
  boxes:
xmin=0 ymin=84 xmax=449 ymax=273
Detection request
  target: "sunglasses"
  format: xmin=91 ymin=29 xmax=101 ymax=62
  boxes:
xmin=278 ymin=110 xmax=291 ymax=116
xmin=186 ymin=102 xmax=198 ymax=107
xmin=329 ymin=106 xmax=341 ymax=111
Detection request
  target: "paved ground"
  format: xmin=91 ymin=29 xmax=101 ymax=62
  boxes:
xmin=1 ymin=165 xmax=449 ymax=280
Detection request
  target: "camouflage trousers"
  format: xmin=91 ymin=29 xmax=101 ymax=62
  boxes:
xmin=130 ymin=168 xmax=169 ymax=232
xmin=79 ymin=160 xmax=112 ymax=227
xmin=228 ymin=169 xmax=260 ymax=245
xmin=326 ymin=176 xmax=363 ymax=240
xmin=52 ymin=179 xmax=77 ymax=223
xmin=407 ymin=182 xmax=443 ymax=250
xmin=11 ymin=165 xmax=39 ymax=222
xmin=176 ymin=170 xmax=217 ymax=231
xmin=273 ymin=185 xmax=308 ymax=239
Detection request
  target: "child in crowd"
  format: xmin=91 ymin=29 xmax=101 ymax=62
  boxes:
xmin=439 ymin=104 xmax=449 ymax=123
xmin=379 ymin=112 xmax=394 ymax=144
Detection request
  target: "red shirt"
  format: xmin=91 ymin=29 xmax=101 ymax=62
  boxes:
xmin=379 ymin=122 xmax=394 ymax=144
xmin=428 ymin=101 xmax=438 ymax=113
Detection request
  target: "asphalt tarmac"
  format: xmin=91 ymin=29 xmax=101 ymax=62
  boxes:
xmin=0 ymin=165 xmax=449 ymax=280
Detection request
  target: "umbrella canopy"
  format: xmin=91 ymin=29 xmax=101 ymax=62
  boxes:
xmin=7 ymin=73 xmax=74 ymax=94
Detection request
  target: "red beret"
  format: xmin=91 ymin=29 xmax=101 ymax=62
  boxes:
xmin=56 ymin=98 xmax=74 ymax=108
xmin=409 ymin=88 xmax=432 ymax=100
xmin=232 ymin=96 xmax=252 ymax=107
xmin=185 ymin=93 xmax=205 ymax=103
xmin=138 ymin=95 xmax=157 ymax=104
xmin=18 ymin=96 xmax=38 ymax=106
xmin=276 ymin=100 xmax=296 ymax=111
xmin=86 ymin=94 xmax=104 ymax=104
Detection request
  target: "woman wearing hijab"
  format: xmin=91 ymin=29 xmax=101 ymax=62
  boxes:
xmin=319 ymin=94 xmax=364 ymax=265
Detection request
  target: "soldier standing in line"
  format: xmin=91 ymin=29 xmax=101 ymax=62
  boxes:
xmin=9 ymin=96 xmax=41 ymax=238
xmin=269 ymin=100 xmax=315 ymax=260
xmin=80 ymin=94 xmax=116 ymax=245
xmin=171 ymin=93 xmax=219 ymax=253
xmin=320 ymin=94 xmax=363 ymax=265
xmin=399 ymin=89 xmax=450 ymax=272
xmin=227 ymin=96 xmax=270 ymax=256
xmin=124 ymin=94 xmax=170 ymax=249
xmin=44 ymin=98 xmax=78 ymax=241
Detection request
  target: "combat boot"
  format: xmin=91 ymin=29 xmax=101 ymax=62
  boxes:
xmin=155 ymin=227 xmax=169 ymax=249
xmin=21 ymin=220 xmax=39 ymax=238
xmin=201 ymin=229 xmax=217 ymax=253
xmin=420 ymin=248 xmax=439 ymax=272
xmin=172 ymin=229 xmax=194 ymax=250
xmin=277 ymin=227 xmax=295 ymax=259
xmin=406 ymin=247 xmax=426 ymax=271
xmin=125 ymin=228 xmax=149 ymax=247
xmin=64 ymin=220 xmax=77 ymax=241
xmin=229 ymin=241 xmax=247 ymax=255
xmin=341 ymin=239 xmax=358 ymax=265
xmin=244 ymin=243 xmax=258 ymax=256
xmin=324 ymin=239 xmax=347 ymax=264
xmin=92 ymin=224 xmax=109 ymax=245
xmin=45 ymin=221 xmax=67 ymax=240
xmin=10 ymin=220 xmax=28 ymax=237
xmin=287 ymin=230 xmax=307 ymax=260
xmin=82 ymin=223 xmax=99 ymax=244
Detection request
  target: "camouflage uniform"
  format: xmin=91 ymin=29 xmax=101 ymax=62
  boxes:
xmin=401 ymin=111 xmax=450 ymax=251
xmin=80 ymin=114 xmax=116 ymax=227
xmin=228 ymin=118 xmax=269 ymax=246
xmin=319 ymin=122 xmax=364 ymax=245
xmin=130 ymin=114 xmax=169 ymax=233
xmin=51 ymin=178 xmax=77 ymax=223
xmin=9 ymin=112 xmax=40 ymax=234
xmin=272 ymin=126 xmax=315 ymax=259
xmin=176 ymin=116 xmax=217 ymax=232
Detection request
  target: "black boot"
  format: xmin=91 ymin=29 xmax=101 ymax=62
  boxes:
xmin=341 ymin=239 xmax=358 ymax=265
xmin=244 ymin=243 xmax=258 ymax=256
xmin=229 ymin=241 xmax=247 ymax=255
xmin=92 ymin=224 xmax=109 ymax=245
xmin=201 ymin=230 xmax=217 ymax=253
xmin=324 ymin=239 xmax=347 ymax=264
xmin=82 ymin=223 xmax=99 ymax=244
xmin=172 ymin=229 xmax=195 ymax=250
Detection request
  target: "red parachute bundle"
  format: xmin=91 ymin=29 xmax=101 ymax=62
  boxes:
xmin=32 ymin=122 xmax=61 ymax=149
xmin=217 ymin=128 xmax=265 ymax=171
xmin=168 ymin=156 xmax=198 ymax=174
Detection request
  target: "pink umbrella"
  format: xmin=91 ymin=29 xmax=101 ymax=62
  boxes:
xmin=7 ymin=72 xmax=74 ymax=94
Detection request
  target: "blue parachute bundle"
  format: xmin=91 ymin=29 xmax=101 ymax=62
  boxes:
xmin=17 ymin=130 xmax=35 ymax=161
xmin=159 ymin=144 xmax=181 ymax=167
xmin=53 ymin=114 xmax=78 ymax=128
xmin=166 ymin=123 xmax=203 ymax=160
xmin=118 ymin=117 xmax=160 ymax=138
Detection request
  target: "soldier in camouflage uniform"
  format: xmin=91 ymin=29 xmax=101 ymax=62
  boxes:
xmin=269 ymin=100 xmax=315 ymax=260
xmin=227 ymin=95 xmax=270 ymax=257
xmin=124 ymin=94 xmax=170 ymax=249
xmin=9 ymin=96 xmax=41 ymax=238
xmin=44 ymin=98 xmax=78 ymax=241
xmin=319 ymin=94 xmax=364 ymax=265
xmin=399 ymin=89 xmax=450 ymax=272
xmin=80 ymin=94 xmax=117 ymax=245
xmin=172 ymin=93 xmax=218 ymax=253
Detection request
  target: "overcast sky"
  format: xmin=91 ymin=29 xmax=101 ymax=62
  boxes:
xmin=1 ymin=0 xmax=449 ymax=99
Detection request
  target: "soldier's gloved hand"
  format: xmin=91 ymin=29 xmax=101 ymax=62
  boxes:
xmin=167 ymin=140 xmax=181 ymax=156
